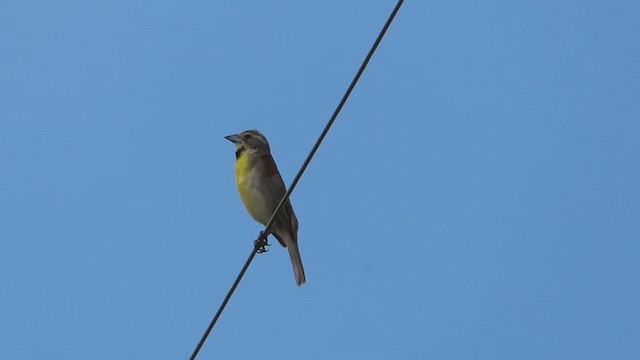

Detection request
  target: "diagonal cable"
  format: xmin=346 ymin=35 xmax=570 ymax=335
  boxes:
xmin=189 ymin=1 xmax=404 ymax=359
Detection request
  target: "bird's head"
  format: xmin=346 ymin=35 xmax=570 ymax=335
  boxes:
xmin=225 ymin=129 xmax=271 ymax=158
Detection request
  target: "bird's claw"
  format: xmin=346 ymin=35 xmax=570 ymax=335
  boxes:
xmin=255 ymin=241 xmax=269 ymax=253
xmin=254 ymin=232 xmax=270 ymax=254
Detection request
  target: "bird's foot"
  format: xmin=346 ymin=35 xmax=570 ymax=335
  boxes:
xmin=254 ymin=232 xmax=270 ymax=254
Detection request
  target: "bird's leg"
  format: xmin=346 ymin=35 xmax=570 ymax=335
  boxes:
xmin=254 ymin=231 xmax=270 ymax=254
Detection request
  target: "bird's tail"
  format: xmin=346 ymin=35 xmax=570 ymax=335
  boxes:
xmin=287 ymin=242 xmax=306 ymax=286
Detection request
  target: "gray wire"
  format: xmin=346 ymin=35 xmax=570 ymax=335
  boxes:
xmin=189 ymin=1 xmax=405 ymax=358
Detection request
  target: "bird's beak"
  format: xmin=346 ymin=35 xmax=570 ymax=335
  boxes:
xmin=225 ymin=134 xmax=243 ymax=143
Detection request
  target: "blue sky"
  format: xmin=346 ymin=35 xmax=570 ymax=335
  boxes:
xmin=1 ymin=1 xmax=639 ymax=359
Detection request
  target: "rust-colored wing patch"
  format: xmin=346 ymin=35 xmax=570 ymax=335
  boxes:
xmin=261 ymin=154 xmax=280 ymax=177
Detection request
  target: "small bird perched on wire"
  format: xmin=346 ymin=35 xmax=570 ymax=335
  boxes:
xmin=225 ymin=129 xmax=306 ymax=286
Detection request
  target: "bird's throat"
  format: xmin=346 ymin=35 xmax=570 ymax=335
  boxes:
xmin=235 ymin=152 xmax=252 ymax=185
xmin=235 ymin=147 xmax=243 ymax=159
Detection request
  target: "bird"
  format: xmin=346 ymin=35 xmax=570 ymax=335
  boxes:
xmin=225 ymin=129 xmax=306 ymax=286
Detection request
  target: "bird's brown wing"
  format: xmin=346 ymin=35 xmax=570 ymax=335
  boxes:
xmin=260 ymin=154 xmax=298 ymax=247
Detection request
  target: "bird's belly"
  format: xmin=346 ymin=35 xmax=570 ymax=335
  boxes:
xmin=237 ymin=174 xmax=275 ymax=225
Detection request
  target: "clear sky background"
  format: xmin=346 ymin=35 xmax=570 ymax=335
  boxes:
xmin=1 ymin=1 xmax=639 ymax=359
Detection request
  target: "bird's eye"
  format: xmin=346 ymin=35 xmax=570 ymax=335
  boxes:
xmin=244 ymin=134 xmax=252 ymax=139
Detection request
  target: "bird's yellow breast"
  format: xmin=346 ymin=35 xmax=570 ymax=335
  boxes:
xmin=234 ymin=152 xmax=269 ymax=223
xmin=235 ymin=152 xmax=252 ymax=201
